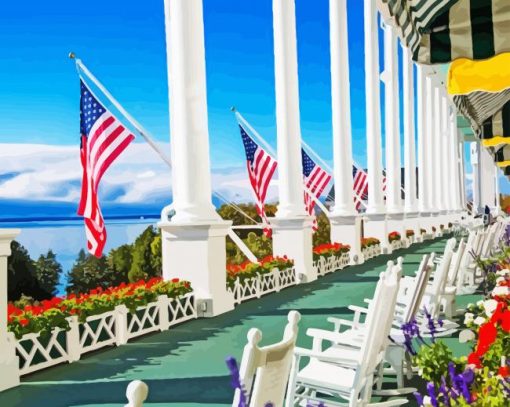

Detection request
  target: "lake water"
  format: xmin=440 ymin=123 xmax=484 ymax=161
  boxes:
xmin=1 ymin=218 xmax=158 ymax=295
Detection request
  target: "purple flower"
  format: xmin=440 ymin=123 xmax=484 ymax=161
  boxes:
xmin=427 ymin=382 xmax=439 ymax=407
xmin=414 ymin=392 xmax=424 ymax=406
xmin=226 ymin=356 xmax=248 ymax=407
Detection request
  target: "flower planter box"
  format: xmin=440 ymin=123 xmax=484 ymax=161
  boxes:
xmin=227 ymin=267 xmax=297 ymax=305
xmin=11 ymin=292 xmax=196 ymax=376
xmin=362 ymin=244 xmax=381 ymax=260
xmin=313 ymin=252 xmax=350 ymax=276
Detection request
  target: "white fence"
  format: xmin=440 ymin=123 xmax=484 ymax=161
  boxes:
xmin=313 ymin=252 xmax=350 ymax=276
xmin=12 ymin=293 xmax=196 ymax=376
xmin=390 ymin=240 xmax=404 ymax=251
xmin=362 ymin=244 xmax=381 ymax=260
xmin=227 ymin=267 xmax=297 ymax=305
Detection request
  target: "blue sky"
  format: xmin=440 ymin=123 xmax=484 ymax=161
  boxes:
xmin=0 ymin=0 xmax=504 ymax=205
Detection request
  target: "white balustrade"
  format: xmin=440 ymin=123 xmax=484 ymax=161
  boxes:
xmin=312 ymin=252 xmax=350 ymax=277
xmin=11 ymin=293 xmax=196 ymax=376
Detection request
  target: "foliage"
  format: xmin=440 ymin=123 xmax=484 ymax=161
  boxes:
xmin=361 ymin=237 xmax=380 ymax=250
xmin=8 ymin=277 xmax=192 ymax=339
xmin=388 ymin=231 xmax=401 ymax=243
xmin=7 ymin=241 xmax=48 ymax=302
xmin=312 ymin=213 xmax=331 ymax=247
xmin=414 ymin=341 xmax=457 ymax=383
xmin=226 ymin=232 xmax=274 ymax=266
xmin=34 ymin=250 xmax=62 ymax=298
xmin=217 ymin=203 xmax=277 ymax=239
xmin=128 ymin=226 xmax=159 ymax=282
xmin=313 ymin=243 xmax=350 ymax=261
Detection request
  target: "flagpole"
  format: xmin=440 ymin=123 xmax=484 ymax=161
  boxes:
xmin=71 ymin=54 xmax=173 ymax=170
xmin=232 ymin=108 xmax=332 ymax=217
xmin=70 ymin=54 xmax=260 ymax=227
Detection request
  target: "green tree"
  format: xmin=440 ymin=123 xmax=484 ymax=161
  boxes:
xmin=67 ymin=249 xmax=110 ymax=294
xmin=128 ymin=226 xmax=159 ymax=282
xmin=34 ymin=250 xmax=62 ymax=298
xmin=150 ymin=234 xmax=162 ymax=273
xmin=107 ymin=244 xmax=132 ymax=280
xmin=7 ymin=241 xmax=47 ymax=301
xmin=312 ymin=212 xmax=331 ymax=247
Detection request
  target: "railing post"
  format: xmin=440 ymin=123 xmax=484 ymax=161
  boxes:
xmin=115 ymin=304 xmax=129 ymax=346
xmin=66 ymin=315 xmax=81 ymax=363
xmin=0 ymin=229 xmax=21 ymax=392
xmin=273 ymin=268 xmax=281 ymax=293
xmin=157 ymin=295 xmax=170 ymax=331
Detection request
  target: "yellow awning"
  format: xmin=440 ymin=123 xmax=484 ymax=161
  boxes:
xmin=448 ymin=53 xmax=510 ymax=95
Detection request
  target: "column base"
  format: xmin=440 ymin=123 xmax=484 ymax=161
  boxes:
xmin=159 ymin=219 xmax=234 ymax=317
xmin=0 ymin=335 xmax=19 ymax=392
xmin=270 ymin=216 xmax=315 ymax=283
xmin=363 ymin=213 xmax=390 ymax=254
xmin=329 ymin=214 xmax=364 ymax=264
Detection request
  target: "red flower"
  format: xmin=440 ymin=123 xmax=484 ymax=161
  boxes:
xmin=19 ymin=318 xmax=29 ymax=327
xmin=171 ymin=278 xmax=180 ymax=283
xmin=498 ymin=366 xmax=510 ymax=377
xmin=467 ymin=352 xmax=481 ymax=368
xmin=476 ymin=322 xmax=498 ymax=356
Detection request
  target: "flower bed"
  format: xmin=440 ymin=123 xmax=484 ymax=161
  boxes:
xmin=8 ymin=278 xmax=196 ymax=376
xmin=409 ymin=241 xmax=510 ymax=406
xmin=226 ymin=256 xmax=296 ymax=304
xmin=8 ymin=278 xmax=192 ymax=339
xmin=312 ymin=243 xmax=350 ymax=276
xmin=406 ymin=229 xmax=415 ymax=244
xmin=361 ymin=237 xmax=381 ymax=260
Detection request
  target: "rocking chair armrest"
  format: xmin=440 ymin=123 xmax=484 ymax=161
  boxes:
xmin=363 ymin=298 xmax=372 ymax=305
xmin=306 ymin=328 xmax=362 ymax=349
xmin=327 ymin=316 xmax=355 ymax=332
xmin=348 ymin=305 xmax=368 ymax=314
xmin=293 ymin=346 xmax=359 ymax=368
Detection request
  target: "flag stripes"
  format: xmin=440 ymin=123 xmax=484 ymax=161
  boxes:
xmin=301 ymin=149 xmax=331 ymax=231
xmin=352 ymin=165 xmax=368 ymax=211
xmin=239 ymin=125 xmax=277 ymax=237
xmin=78 ymin=80 xmax=134 ymax=257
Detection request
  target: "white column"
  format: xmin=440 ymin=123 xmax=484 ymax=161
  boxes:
xmin=328 ymin=0 xmax=362 ymax=263
xmin=471 ymin=142 xmax=482 ymax=214
xmin=160 ymin=0 xmax=233 ymax=317
xmin=364 ymin=0 xmax=385 ymax=214
xmin=433 ymin=85 xmax=445 ymax=213
xmin=0 ymin=229 xmax=20 ymax=392
xmin=383 ymin=24 xmax=403 ymax=214
xmin=363 ymin=0 xmax=389 ymax=251
xmin=449 ymin=111 xmax=462 ymax=212
xmin=494 ymin=166 xmax=501 ymax=214
xmin=417 ymin=66 xmax=430 ymax=214
xmin=270 ymin=0 xmax=315 ymax=282
xmin=441 ymin=94 xmax=451 ymax=215
xmin=459 ymin=134 xmax=467 ymax=210
xmin=403 ymin=48 xmax=418 ymax=214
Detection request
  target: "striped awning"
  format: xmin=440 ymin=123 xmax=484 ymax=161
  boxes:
xmin=482 ymin=101 xmax=510 ymax=146
xmin=493 ymin=144 xmax=510 ymax=167
xmin=453 ymin=88 xmax=510 ymax=136
xmin=504 ymin=166 xmax=510 ymax=176
xmin=382 ymin=0 xmax=510 ymax=65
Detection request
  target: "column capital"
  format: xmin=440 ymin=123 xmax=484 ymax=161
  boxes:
xmin=0 ymin=229 xmax=20 ymax=257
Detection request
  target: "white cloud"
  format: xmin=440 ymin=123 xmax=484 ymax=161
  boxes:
xmin=0 ymin=142 xmax=277 ymax=205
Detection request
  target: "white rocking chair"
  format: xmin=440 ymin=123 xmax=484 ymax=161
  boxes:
xmin=285 ymin=267 xmax=406 ymax=407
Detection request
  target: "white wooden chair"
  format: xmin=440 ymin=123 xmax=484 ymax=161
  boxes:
xmin=124 ymin=380 xmax=148 ymax=407
xmin=437 ymin=239 xmax=466 ymax=318
xmin=285 ymin=267 xmax=406 ymax=407
xmin=234 ymin=310 xmax=301 ymax=407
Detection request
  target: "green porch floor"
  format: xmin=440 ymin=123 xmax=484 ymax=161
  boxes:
xmin=0 ymin=238 xmax=481 ymax=407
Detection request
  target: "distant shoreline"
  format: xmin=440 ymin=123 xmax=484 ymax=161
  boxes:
xmin=0 ymin=214 xmax=161 ymax=223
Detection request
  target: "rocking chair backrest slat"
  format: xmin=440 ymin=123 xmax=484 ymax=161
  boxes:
xmin=447 ymin=239 xmax=466 ymax=286
xmin=429 ymin=238 xmax=456 ymax=299
xmin=357 ymin=267 xmax=400 ymax=381
xmin=234 ymin=311 xmax=301 ymax=407
xmin=403 ymin=254 xmax=431 ymax=324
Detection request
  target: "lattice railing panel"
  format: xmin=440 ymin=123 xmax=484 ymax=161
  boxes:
xmin=278 ymin=267 xmax=296 ymax=289
xmin=80 ymin=311 xmax=116 ymax=354
xmin=127 ymin=302 xmax=160 ymax=340
xmin=15 ymin=329 xmax=69 ymax=375
xmin=168 ymin=293 xmax=196 ymax=326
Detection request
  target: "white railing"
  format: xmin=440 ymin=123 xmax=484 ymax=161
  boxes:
xmin=362 ymin=244 xmax=381 ymax=260
xmin=313 ymin=252 xmax=350 ymax=276
xmin=227 ymin=267 xmax=297 ymax=305
xmin=12 ymin=293 xmax=196 ymax=376
xmin=390 ymin=240 xmax=404 ymax=251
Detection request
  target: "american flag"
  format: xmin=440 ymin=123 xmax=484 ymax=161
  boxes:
xmin=352 ymin=165 xmax=368 ymax=211
xmin=77 ymin=80 xmax=135 ymax=257
xmin=352 ymin=166 xmax=388 ymax=211
xmin=239 ymin=125 xmax=277 ymax=237
xmin=302 ymin=149 xmax=332 ymax=231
